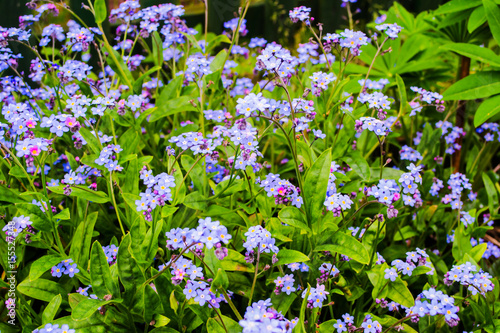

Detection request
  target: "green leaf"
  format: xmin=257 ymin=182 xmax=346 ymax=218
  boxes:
xmin=435 ymin=0 xmax=482 ymax=14
xmin=149 ymin=96 xmax=197 ymax=122
xmin=133 ymin=66 xmax=161 ymax=94
xmin=152 ymin=31 xmax=164 ymax=67
xmin=161 ymin=205 xmax=178 ymax=218
xmin=72 ymin=297 xmax=117 ymax=320
xmin=181 ymin=155 xmax=207 ymax=194
xmin=70 ymin=212 xmax=98 ymax=269
xmin=53 ymin=208 xmax=70 ymax=220
xmin=296 ymin=284 xmax=310 ymax=333
xmin=470 ymin=243 xmax=488 ymax=262
xmin=209 ymin=49 xmax=228 ymax=72
xmin=386 ymin=277 xmax=415 ymax=308
xmin=304 ymin=148 xmax=331 ymax=225
xmin=184 ymin=191 xmax=207 ymax=210
xmin=482 ymin=173 xmax=499 ymax=215
xmin=16 ymin=203 xmax=52 ymax=232
xmin=94 ymin=0 xmax=107 ymax=24
xmin=207 ymin=316 xmax=241 ymax=333
xmin=468 ymin=6 xmax=487 ymax=33
xmin=49 ymin=185 xmax=110 ymax=203
xmin=42 ymin=294 xmax=62 ymax=325
xmin=144 ymin=284 xmax=161 ymax=323
xmin=29 ymin=255 xmax=66 ymax=281
xmin=484 ymin=0 xmax=500 ymax=45
xmin=315 ymin=232 xmax=370 ymax=264
xmin=219 ymin=249 xmax=254 ymax=272
xmin=117 ymin=234 xmax=145 ymax=290
xmin=106 ymin=48 xmax=134 ymax=89
xmin=443 ymin=71 xmax=500 ymax=100
xmin=474 ymin=94 xmax=500 ymax=126
xmin=18 ymin=278 xmax=67 ymax=303
xmin=278 ymin=206 xmax=312 ymax=235
xmin=90 ymin=241 xmax=120 ymax=298
xmin=79 ymin=128 xmax=102 ymax=155
xmin=342 ymin=150 xmax=371 ymax=181
xmin=441 ymin=43 xmax=500 ymax=67
xmin=0 ymin=185 xmax=27 ymax=204
xmin=212 ymin=268 xmax=229 ymax=291
xmin=277 ymin=249 xmax=310 ymax=265
xmin=396 ymin=74 xmax=407 ymax=115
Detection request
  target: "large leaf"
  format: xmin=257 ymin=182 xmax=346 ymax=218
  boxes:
xmin=29 ymin=255 xmax=66 ymax=281
xmin=94 ymin=0 xmax=107 ymax=24
xmin=468 ymin=6 xmax=487 ymax=33
xmin=276 ymin=249 xmax=310 ymax=265
xmin=90 ymin=241 xmax=120 ymax=298
xmin=42 ymin=294 xmax=62 ymax=325
xmin=70 ymin=212 xmax=98 ymax=269
xmin=443 ymin=71 xmax=500 ymax=100
xmin=49 ymin=185 xmax=110 ymax=203
xmin=18 ymin=279 xmax=67 ymax=303
xmin=441 ymin=43 xmax=500 ymax=67
xmin=484 ymin=0 xmax=500 ymax=45
xmin=15 ymin=203 xmax=51 ymax=232
xmin=183 ymin=191 xmax=208 ymax=211
xmin=278 ymin=206 xmax=312 ymax=234
xmin=386 ymin=277 xmax=415 ymax=308
xmin=303 ymin=149 xmax=331 ymax=225
xmin=117 ymin=234 xmax=145 ymax=290
xmin=474 ymin=94 xmax=500 ymax=126
xmin=342 ymin=150 xmax=371 ymax=181
xmin=315 ymin=232 xmax=370 ymax=264
xmin=149 ymin=96 xmax=197 ymax=122
xmin=435 ymin=0 xmax=482 ymax=15
xmin=482 ymin=173 xmax=499 ymax=215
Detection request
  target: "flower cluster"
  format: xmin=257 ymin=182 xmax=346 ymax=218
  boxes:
xmin=289 ymin=6 xmax=311 ymax=24
xmin=441 ymin=173 xmax=472 ymax=210
xmin=135 ymin=167 xmax=176 ymax=220
xmin=302 ymin=284 xmax=329 ymax=308
xmin=95 ymin=144 xmax=123 ymax=172
xmin=375 ymin=23 xmax=403 ymax=39
xmin=309 ymin=72 xmax=336 ymax=96
xmin=258 ymin=173 xmax=303 ymax=208
xmin=33 ymin=324 xmax=75 ymax=333
xmin=323 ymin=29 xmax=369 ymax=56
xmin=274 ymin=274 xmax=297 ymax=295
xmin=51 ymin=259 xmax=79 ymax=278
xmin=239 ymin=299 xmax=297 ymax=332
xmin=400 ymin=145 xmax=423 ymax=162
xmin=165 ymin=217 xmax=231 ymax=251
xmin=102 ymin=244 xmax=118 ymax=265
xmin=444 ymin=262 xmax=494 ymax=296
xmin=324 ymin=193 xmax=353 ymax=215
xmin=355 ymin=117 xmax=391 ymax=136
xmin=2 ymin=215 xmax=31 ymax=239
xmin=389 ymin=248 xmax=434 ymax=277
xmin=243 ymin=225 xmax=279 ymax=255
xmin=406 ymin=288 xmax=459 ymax=327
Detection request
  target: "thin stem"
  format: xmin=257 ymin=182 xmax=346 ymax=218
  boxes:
xmin=248 ymin=249 xmax=261 ymax=306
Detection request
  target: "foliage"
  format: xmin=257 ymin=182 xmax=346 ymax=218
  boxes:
xmin=0 ymin=1 xmax=500 ymax=333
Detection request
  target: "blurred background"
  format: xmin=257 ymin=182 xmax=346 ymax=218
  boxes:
xmin=3 ymin=0 xmax=449 ymax=39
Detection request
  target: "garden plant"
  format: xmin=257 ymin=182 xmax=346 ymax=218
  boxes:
xmin=1 ymin=0 xmax=500 ymax=332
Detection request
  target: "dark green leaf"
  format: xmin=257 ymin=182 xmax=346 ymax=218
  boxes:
xmin=441 ymin=43 xmax=500 ymax=67
xmin=443 ymin=71 xmax=500 ymax=100
xmin=29 ymin=255 xmax=66 ymax=281
xmin=70 ymin=212 xmax=98 ymax=269
xmin=16 ymin=203 xmax=52 ymax=232
xmin=304 ymin=149 xmax=331 ymax=225
xmin=482 ymin=173 xmax=499 ymax=215
xmin=484 ymin=0 xmax=500 ymax=45
xmin=278 ymin=206 xmax=312 ymax=234
xmin=315 ymin=232 xmax=370 ymax=264
xmin=474 ymin=94 xmax=500 ymax=126
xmin=90 ymin=241 xmax=120 ymax=298
xmin=184 ymin=191 xmax=207 ymax=210
xmin=18 ymin=279 xmax=67 ymax=303
xmin=117 ymin=234 xmax=145 ymax=290
xmin=79 ymin=128 xmax=102 ymax=155
xmin=342 ymin=150 xmax=371 ymax=181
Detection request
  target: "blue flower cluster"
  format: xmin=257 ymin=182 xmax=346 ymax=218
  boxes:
xmin=135 ymin=167 xmax=176 ymax=220
xmin=2 ymin=215 xmax=32 ymax=240
xmin=375 ymin=23 xmax=403 ymax=39
xmin=102 ymin=244 xmax=119 ymax=265
xmin=274 ymin=274 xmax=296 ymax=295
xmin=388 ymin=248 xmax=434 ymax=278
xmin=441 ymin=173 xmax=472 ymax=209
xmin=406 ymin=288 xmax=459 ymax=327
xmin=444 ymin=262 xmax=494 ymax=296
xmin=95 ymin=144 xmax=123 ymax=172
xmin=302 ymin=284 xmax=328 ymax=308
xmin=355 ymin=117 xmax=391 ymax=137
xmin=165 ymin=217 xmax=231 ymax=251
xmin=243 ymin=225 xmax=279 ymax=255
xmin=258 ymin=173 xmax=303 ymax=208
xmin=239 ymin=299 xmax=297 ymax=332
xmin=33 ymin=324 xmax=75 ymax=333
xmin=400 ymin=145 xmax=423 ymax=162
xmin=51 ymin=259 xmax=79 ymax=278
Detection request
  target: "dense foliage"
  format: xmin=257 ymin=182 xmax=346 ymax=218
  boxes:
xmin=1 ymin=0 xmax=500 ymax=332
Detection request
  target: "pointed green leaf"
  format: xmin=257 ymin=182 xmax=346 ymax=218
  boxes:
xmin=315 ymin=232 xmax=370 ymax=264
